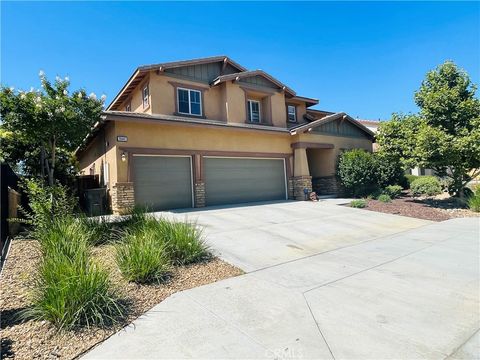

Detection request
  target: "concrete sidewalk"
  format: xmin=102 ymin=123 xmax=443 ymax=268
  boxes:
xmin=84 ymin=211 xmax=479 ymax=359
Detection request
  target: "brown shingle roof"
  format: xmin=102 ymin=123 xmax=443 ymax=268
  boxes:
xmin=211 ymin=70 xmax=296 ymax=96
xmin=290 ymin=112 xmax=375 ymax=139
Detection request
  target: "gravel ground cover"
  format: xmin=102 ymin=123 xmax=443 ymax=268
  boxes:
xmin=0 ymin=239 xmax=242 ymax=360
xmin=363 ymin=193 xmax=479 ymax=222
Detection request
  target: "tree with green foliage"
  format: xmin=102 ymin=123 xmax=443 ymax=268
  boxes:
xmin=0 ymin=72 xmax=105 ymax=186
xmin=377 ymin=61 xmax=480 ymax=197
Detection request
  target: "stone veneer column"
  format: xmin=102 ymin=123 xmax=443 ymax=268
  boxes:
xmin=287 ymin=178 xmax=295 ymax=200
xmin=111 ymin=182 xmax=134 ymax=215
xmin=194 ymin=182 xmax=205 ymax=208
xmin=293 ymin=176 xmax=312 ymax=200
xmin=292 ymin=147 xmax=313 ymax=200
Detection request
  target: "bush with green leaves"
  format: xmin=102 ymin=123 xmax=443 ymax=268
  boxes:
xmin=337 ymin=149 xmax=378 ymax=197
xmin=377 ymin=194 xmax=392 ymax=203
xmin=23 ymin=217 xmax=126 ymax=330
xmin=468 ymin=186 xmax=480 ymax=212
xmin=350 ymin=199 xmax=367 ymax=208
xmin=383 ymin=185 xmax=403 ymax=199
xmin=337 ymin=149 xmax=405 ymax=198
xmin=410 ymin=176 xmax=442 ymax=196
xmin=405 ymin=175 xmax=419 ymax=189
xmin=17 ymin=179 xmax=77 ymax=238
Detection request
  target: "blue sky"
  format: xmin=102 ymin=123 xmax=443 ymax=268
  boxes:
xmin=1 ymin=1 xmax=479 ymax=120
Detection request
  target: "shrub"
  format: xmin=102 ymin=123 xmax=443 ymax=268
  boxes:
xmin=350 ymin=199 xmax=367 ymax=208
xmin=468 ymin=187 xmax=480 ymax=212
xmin=410 ymin=176 xmax=442 ymax=196
xmin=116 ymin=226 xmax=170 ymax=283
xmin=17 ymin=179 xmax=77 ymax=238
xmin=405 ymin=175 xmax=419 ymax=189
xmin=377 ymin=194 xmax=392 ymax=203
xmin=337 ymin=149 xmax=378 ymax=197
xmin=23 ymin=218 xmax=126 ymax=330
xmin=383 ymin=185 xmax=403 ymax=199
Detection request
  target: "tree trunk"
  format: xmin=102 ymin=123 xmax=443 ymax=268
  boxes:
xmin=40 ymin=146 xmax=46 ymax=181
xmin=46 ymin=138 xmax=56 ymax=187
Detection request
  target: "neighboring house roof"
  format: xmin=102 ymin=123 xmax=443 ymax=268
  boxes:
xmin=356 ymin=119 xmax=381 ymax=127
xmin=289 ymin=96 xmax=319 ymax=107
xmin=211 ymin=70 xmax=296 ymax=97
xmin=107 ymin=55 xmax=247 ymax=111
xmin=356 ymin=119 xmax=382 ymax=133
xmin=290 ymin=112 xmax=376 ymax=139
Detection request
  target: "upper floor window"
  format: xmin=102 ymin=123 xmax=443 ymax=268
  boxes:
xmin=125 ymin=102 xmax=131 ymax=112
xmin=247 ymin=100 xmax=261 ymax=123
xmin=287 ymin=105 xmax=296 ymax=122
xmin=177 ymin=88 xmax=202 ymax=116
xmin=142 ymin=85 xmax=149 ymax=108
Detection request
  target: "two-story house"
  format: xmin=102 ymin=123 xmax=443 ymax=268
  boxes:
xmin=76 ymin=56 xmax=374 ymax=214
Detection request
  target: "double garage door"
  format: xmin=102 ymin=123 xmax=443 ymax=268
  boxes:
xmin=133 ymin=155 xmax=286 ymax=211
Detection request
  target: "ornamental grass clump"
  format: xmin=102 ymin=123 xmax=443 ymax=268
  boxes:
xmin=350 ymin=199 xmax=367 ymax=208
xmin=116 ymin=226 xmax=170 ymax=283
xmin=158 ymin=219 xmax=209 ymax=265
xmin=24 ymin=217 xmax=126 ymax=330
xmin=116 ymin=210 xmax=210 ymax=283
xmin=468 ymin=187 xmax=480 ymax=212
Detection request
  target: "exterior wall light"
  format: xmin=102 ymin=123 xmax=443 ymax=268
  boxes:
xmin=121 ymin=152 xmax=127 ymax=162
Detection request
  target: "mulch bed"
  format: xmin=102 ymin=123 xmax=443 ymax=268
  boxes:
xmin=1 ymin=239 xmax=243 ymax=360
xmin=362 ymin=193 xmax=479 ymax=222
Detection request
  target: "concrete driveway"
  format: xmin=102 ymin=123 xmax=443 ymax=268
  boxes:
xmin=85 ymin=201 xmax=479 ymax=359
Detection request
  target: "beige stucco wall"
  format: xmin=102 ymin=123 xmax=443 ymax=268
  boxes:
xmin=78 ymin=122 xmax=118 ymax=187
xmin=118 ymin=71 xmax=297 ymax=128
xmin=118 ymin=76 xmax=152 ymax=114
xmin=224 ymin=81 xmax=246 ymax=124
xmin=114 ymin=121 xmax=292 ymax=182
xmin=148 ymin=72 xmax=225 ymax=120
xmin=301 ymin=133 xmax=373 ymax=177
xmin=78 ymin=119 xmax=373 ymax=186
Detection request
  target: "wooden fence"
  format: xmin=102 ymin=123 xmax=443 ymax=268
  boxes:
xmin=1 ymin=163 xmax=20 ymax=267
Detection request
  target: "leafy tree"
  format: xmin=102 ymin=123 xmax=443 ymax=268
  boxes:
xmin=0 ymin=73 xmax=105 ymax=186
xmin=377 ymin=61 xmax=480 ymax=197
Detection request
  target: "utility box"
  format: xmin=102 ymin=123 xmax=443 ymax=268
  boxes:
xmin=84 ymin=188 xmax=107 ymax=216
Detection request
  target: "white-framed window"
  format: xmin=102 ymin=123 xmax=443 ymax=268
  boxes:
xmin=125 ymin=102 xmax=131 ymax=112
xmin=247 ymin=100 xmax=261 ymax=123
xmin=142 ymin=85 xmax=149 ymax=108
xmin=287 ymin=105 xmax=296 ymax=122
xmin=177 ymin=88 xmax=202 ymax=116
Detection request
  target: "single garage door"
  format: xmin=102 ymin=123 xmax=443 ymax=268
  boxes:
xmin=204 ymin=157 xmax=286 ymax=206
xmin=133 ymin=155 xmax=193 ymax=211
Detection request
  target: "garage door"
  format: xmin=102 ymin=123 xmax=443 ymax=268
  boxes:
xmin=204 ymin=157 xmax=286 ymax=206
xmin=133 ymin=155 xmax=193 ymax=211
